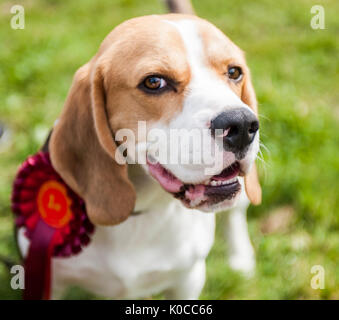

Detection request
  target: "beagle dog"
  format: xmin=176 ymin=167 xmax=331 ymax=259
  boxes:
xmin=18 ymin=1 xmax=261 ymax=299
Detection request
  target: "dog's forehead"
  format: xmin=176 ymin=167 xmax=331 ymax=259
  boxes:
xmin=161 ymin=14 xmax=243 ymax=61
xmin=101 ymin=15 xmax=186 ymax=56
xmin=100 ymin=14 xmax=243 ymax=71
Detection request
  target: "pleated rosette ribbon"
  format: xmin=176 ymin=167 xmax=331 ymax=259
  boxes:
xmin=11 ymin=152 xmax=94 ymax=300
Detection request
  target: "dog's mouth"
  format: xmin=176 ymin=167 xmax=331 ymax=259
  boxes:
xmin=147 ymin=160 xmax=241 ymax=209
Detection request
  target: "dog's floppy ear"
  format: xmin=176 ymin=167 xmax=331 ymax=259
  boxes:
xmin=241 ymin=70 xmax=262 ymax=205
xmin=49 ymin=60 xmax=136 ymax=225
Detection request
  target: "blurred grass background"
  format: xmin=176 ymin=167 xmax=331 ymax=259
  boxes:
xmin=0 ymin=0 xmax=338 ymax=299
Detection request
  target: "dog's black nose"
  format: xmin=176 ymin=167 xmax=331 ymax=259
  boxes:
xmin=210 ymin=108 xmax=259 ymax=154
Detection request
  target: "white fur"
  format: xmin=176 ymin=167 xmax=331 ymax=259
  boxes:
xmin=18 ymin=19 xmax=257 ymax=299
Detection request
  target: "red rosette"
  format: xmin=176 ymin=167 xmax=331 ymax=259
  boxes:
xmin=12 ymin=151 xmax=94 ymax=257
xmin=11 ymin=151 xmax=95 ymax=300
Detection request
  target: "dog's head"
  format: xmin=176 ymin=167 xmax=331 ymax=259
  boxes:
xmin=50 ymin=14 xmax=261 ymax=225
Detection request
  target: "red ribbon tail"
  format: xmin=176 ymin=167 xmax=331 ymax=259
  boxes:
xmin=23 ymin=219 xmax=58 ymax=300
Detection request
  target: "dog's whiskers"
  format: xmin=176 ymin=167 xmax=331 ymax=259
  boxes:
xmin=258 ymin=113 xmax=271 ymax=122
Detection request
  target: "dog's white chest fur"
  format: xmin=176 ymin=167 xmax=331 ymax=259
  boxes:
xmin=51 ymin=198 xmax=215 ymax=299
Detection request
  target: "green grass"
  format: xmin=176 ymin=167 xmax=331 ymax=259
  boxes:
xmin=0 ymin=0 xmax=338 ymax=299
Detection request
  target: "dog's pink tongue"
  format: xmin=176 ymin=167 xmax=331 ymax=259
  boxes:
xmin=185 ymin=184 xmax=206 ymax=201
xmin=148 ymin=162 xmax=183 ymax=193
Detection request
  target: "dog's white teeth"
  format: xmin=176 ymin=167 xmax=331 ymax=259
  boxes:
xmin=204 ymin=177 xmax=238 ymax=187
xmin=209 ymin=177 xmax=239 ymax=186
xmin=221 ymin=177 xmax=237 ymax=185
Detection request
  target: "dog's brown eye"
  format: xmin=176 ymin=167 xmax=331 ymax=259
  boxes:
xmin=227 ymin=66 xmax=243 ymax=81
xmin=143 ymin=76 xmax=167 ymax=90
